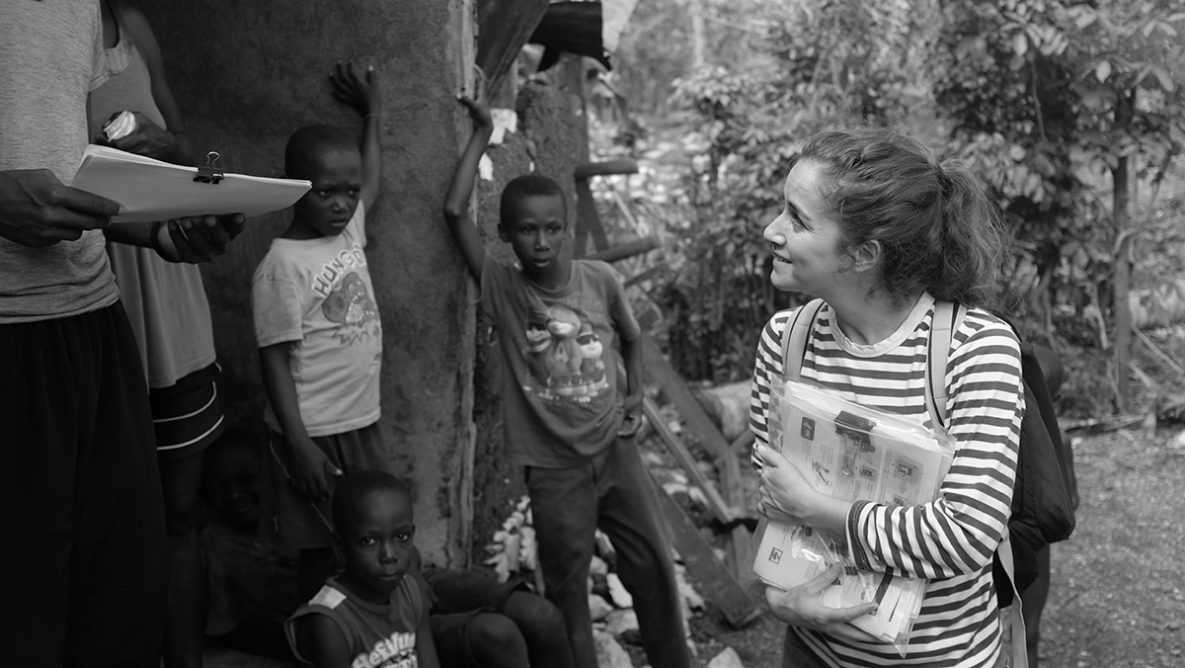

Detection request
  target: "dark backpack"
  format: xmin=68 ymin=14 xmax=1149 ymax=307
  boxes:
xmin=780 ymin=299 xmax=1078 ymax=600
xmin=928 ymin=302 xmax=1078 ymax=599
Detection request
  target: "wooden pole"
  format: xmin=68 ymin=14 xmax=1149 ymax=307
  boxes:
xmin=1112 ymin=90 xmax=1135 ymax=412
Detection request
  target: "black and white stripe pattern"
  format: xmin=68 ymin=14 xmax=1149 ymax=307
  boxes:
xmin=749 ymin=299 xmax=1024 ymax=667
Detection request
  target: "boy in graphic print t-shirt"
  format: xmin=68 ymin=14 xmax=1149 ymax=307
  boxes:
xmin=252 ymin=63 xmax=392 ymax=584
xmin=286 ymin=471 xmax=438 ymax=668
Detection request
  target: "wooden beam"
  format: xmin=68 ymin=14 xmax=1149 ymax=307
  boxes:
xmin=585 ymin=236 xmax=659 ymax=263
xmin=573 ymin=176 xmax=608 ymax=257
xmin=643 ymin=398 xmax=735 ymax=525
xmin=574 ymin=159 xmax=639 ymax=179
xmin=641 ymin=333 xmax=757 ymax=586
xmin=641 ymin=334 xmax=731 ymax=459
xmin=651 ymin=471 xmax=762 ymax=629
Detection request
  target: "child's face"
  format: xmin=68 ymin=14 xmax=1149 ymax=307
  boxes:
xmin=339 ymin=489 xmax=417 ymax=602
xmin=292 ymin=147 xmax=363 ymax=238
xmin=500 ymin=194 xmax=568 ymax=278
xmin=206 ymin=445 xmax=263 ymax=532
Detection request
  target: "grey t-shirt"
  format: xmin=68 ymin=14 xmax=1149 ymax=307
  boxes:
xmin=0 ymin=1 xmax=120 ymax=323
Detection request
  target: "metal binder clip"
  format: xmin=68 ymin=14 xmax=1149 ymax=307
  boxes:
xmin=194 ymin=151 xmax=224 ymax=184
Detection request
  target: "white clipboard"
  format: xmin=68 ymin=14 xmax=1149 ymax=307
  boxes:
xmin=72 ymin=145 xmax=311 ymax=223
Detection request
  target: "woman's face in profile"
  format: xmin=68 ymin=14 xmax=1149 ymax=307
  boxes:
xmin=763 ymin=159 xmax=850 ymax=296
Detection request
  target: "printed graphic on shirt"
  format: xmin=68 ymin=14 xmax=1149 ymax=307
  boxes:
xmin=311 ymin=247 xmax=380 ymax=345
xmin=352 ymin=630 xmax=417 ymax=668
xmin=523 ymin=304 xmax=610 ymax=403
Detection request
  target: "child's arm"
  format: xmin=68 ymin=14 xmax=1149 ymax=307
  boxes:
xmin=619 ymin=334 xmax=644 ymax=436
xmin=441 ymin=96 xmax=494 ymax=283
xmin=259 ymin=343 xmax=340 ymax=501
xmin=414 ymin=614 xmax=441 ymax=668
xmin=293 ymin=615 xmax=352 ymax=668
xmin=330 ymin=61 xmax=382 ymax=212
xmin=117 ymin=2 xmax=193 ymax=164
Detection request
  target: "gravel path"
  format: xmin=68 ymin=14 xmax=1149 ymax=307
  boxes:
xmin=1038 ymin=428 xmax=1185 ymax=668
xmin=688 ymin=428 xmax=1185 ymax=668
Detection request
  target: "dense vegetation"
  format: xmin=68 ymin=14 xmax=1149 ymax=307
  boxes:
xmin=590 ymin=0 xmax=1185 ymax=417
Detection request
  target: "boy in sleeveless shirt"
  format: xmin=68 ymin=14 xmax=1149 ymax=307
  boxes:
xmin=286 ymin=471 xmax=439 ymax=668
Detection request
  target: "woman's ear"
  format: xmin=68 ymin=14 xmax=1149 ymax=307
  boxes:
xmin=496 ymin=223 xmax=511 ymax=242
xmin=849 ymin=239 xmax=882 ymax=273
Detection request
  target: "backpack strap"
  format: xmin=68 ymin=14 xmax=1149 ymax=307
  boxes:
xmin=780 ymin=299 xmax=826 ymax=381
xmin=925 ymin=300 xmax=964 ymax=429
xmin=926 ymin=303 xmax=1029 ymax=667
xmin=996 ymin=533 xmax=1030 ymax=668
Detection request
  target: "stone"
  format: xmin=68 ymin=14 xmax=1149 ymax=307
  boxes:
xmin=707 ymin=646 xmax=745 ymax=668
xmin=589 ymin=594 xmax=614 ymax=622
xmin=606 ymin=573 xmax=634 ymax=608
xmin=604 ymin=609 xmax=639 ymax=637
xmin=589 ymin=554 xmax=609 ymax=576
xmin=593 ymin=630 xmax=633 ymax=668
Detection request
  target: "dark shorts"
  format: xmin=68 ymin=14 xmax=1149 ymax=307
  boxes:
xmin=425 ymin=568 xmax=529 ymax=668
xmin=1 ymin=302 xmax=166 ymax=666
xmin=268 ymin=422 xmax=393 ymax=549
xmin=152 ymin=361 xmax=224 ymax=459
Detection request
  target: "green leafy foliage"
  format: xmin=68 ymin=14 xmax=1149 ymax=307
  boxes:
xmin=603 ymin=0 xmax=1185 ymax=412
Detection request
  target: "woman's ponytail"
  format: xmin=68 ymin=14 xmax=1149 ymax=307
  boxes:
xmin=799 ymin=131 xmax=1007 ymax=309
xmin=931 ymin=162 xmax=1005 ymax=308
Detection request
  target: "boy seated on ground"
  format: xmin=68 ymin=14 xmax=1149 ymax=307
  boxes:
xmin=287 ymin=470 xmax=439 ymax=667
xmin=202 ymin=432 xmax=571 ymax=667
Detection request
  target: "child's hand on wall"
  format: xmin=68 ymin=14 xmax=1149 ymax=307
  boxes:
xmin=330 ymin=61 xmax=381 ymax=119
xmin=457 ymin=95 xmax=492 ymax=133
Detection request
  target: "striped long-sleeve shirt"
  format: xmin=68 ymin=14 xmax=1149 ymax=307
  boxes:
xmin=749 ymin=294 xmax=1024 ymax=668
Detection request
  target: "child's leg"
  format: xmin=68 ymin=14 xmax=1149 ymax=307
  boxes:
xmin=153 ymin=363 xmax=224 ymax=668
xmin=266 ymin=431 xmax=339 ymax=600
xmin=500 ymin=590 xmax=574 ymax=668
xmin=431 ymin=612 xmax=530 ymax=668
xmin=596 ymin=436 xmax=691 ymax=668
xmin=158 ymin=449 xmax=208 ymax=668
xmin=526 ymin=462 xmax=601 ymax=668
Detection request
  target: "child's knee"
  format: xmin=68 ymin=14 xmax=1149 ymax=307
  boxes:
xmin=502 ymin=591 xmax=565 ymax=639
xmin=466 ymin=612 xmax=528 ymax=661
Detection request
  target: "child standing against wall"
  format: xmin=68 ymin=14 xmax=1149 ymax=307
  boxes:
xmin=252 ymin=62 xmax=389 ymax=590
xmin=441 ymin=96 xmax=691 ymax=668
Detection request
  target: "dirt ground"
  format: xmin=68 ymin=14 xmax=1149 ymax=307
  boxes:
xmin=683 ymin=427 xmax=1185 ymax=668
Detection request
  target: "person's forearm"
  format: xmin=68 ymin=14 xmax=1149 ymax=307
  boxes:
xmin=360 ymin=109 xmax=381 ymax=207
xmin=621 ymin=336 xmax=643 ymax=401
xmin=805 ymin=496 xmax=851 ymax=535
xmin=259 ymin=347 xmax=311 ymax=446
xmin=171 ymin=132 xmax=195 ymax=166
xmin=443 ymin=126 xmax=493 ymax=220
xmin=104 ymin=221 xmax=157 ymax=248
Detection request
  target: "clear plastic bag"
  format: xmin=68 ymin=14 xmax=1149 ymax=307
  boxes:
xmin=753 ymin=380 xmax=955 ymax=653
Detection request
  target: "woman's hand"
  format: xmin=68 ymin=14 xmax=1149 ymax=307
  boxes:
xmin=755 ymin=442 xmax=821 ymax=520
xmin=755 ymin=443 xmax=851 ymax=532
xmin=330 ymin=61 xmax=381 ymax=118
xmin=764 ymin=565 xmax=879 ymax=642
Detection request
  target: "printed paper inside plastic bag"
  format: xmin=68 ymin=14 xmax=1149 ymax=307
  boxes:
xmin=752 ymin=380 xmax=955 ymax=652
